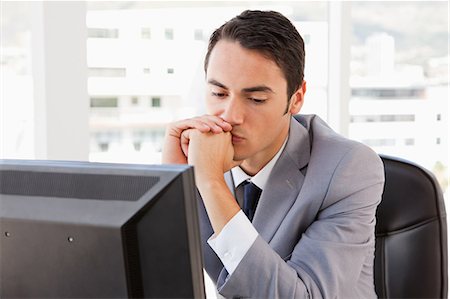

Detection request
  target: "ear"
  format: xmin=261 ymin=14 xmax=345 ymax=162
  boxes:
xmin=288 ymin=81 xmax=307 ymax=115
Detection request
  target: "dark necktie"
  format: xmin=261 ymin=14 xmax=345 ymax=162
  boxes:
xmin=242 ymin=181 xmax=262 ymax=221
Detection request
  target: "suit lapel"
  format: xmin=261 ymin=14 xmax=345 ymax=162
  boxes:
xmin=252 ymin=117 xmax=311 ymax=243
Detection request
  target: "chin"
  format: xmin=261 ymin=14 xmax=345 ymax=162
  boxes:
xmin=233 ymin=148 xmax=254 ymax=162
xmin=233 ymin=152 xmax=247 ymax=162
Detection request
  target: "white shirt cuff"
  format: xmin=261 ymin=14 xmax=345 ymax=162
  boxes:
xmin=207 ymin=210 xmax=258 ymax=275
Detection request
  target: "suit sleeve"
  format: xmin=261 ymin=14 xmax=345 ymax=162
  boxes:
xmin=216 ymin=144 xmax=385 ymax=298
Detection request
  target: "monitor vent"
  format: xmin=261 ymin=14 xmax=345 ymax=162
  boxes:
xmin=0 ymin=170 xmax=159 ymax=201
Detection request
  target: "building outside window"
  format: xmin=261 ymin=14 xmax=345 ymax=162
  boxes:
xmin=90 ymin=97 xmax=118 ymax=108
xmin=2 ymin=1 xmax=447 ymax=198
xmin=151 ymin=96 xmax=161 ymax=108
xmin=88 ymin=67 xmax=126 ymax=77
xmin=141 ymin=27 xmax=151 ymax=39
xmin=83 ymin=2 xmax=328 ymax=168
xmin=348 ymin=1 xmax=448 ymax=194
xmin=194 ymin=29 xmax=204 ymax=40
xmin=164 ymin=28 xmax=174 ymax=40
xmin=87 ymin=28 xmax=119 ymax=38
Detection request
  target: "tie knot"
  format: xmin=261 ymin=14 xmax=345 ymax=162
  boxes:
xmin=243 ymin=181 xmax=261 ymax=197
xmin=242 ymin=181 xmax=262 ymax=221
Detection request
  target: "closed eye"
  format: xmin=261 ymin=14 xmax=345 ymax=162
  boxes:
xmin=249 ymin=97 xmax=266 ymax=104
xmin=212 ymin=92 xmax=227 ymax=98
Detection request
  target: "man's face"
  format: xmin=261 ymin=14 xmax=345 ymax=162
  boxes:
xmin=205 ymin=40 xmax=300 ymax=174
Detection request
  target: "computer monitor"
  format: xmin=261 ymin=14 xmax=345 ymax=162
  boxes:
xmin=0 ymin=159 xmax=205 ymax=298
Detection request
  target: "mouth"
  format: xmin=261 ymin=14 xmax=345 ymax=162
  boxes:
xmin=231 ymin=133 xmax=245 ymax=144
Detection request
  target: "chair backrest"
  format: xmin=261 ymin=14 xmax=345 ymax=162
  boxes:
xmin=375 ymin=155 xmax=447 ymax=298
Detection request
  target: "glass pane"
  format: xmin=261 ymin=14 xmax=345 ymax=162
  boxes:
xmin=0 ymin=2 xmax=35 ymax=159
xmin=86 ymin=1 xmax=329 ymax=165
xmin=349 ymin=1 xmax=449 ymax=196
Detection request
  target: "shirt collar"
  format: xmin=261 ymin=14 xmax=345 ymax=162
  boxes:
xmin=231 ymin=136 xmax=288 ymax=190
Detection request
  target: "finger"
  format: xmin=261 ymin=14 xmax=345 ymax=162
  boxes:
xmin=169 ymin=117 xmax=223 ymax=136
xmin=200 ymin=115 xmax=233 ymax=132
xmin=194 ymin=119 xmax=224 ymax=134
xmin=173 ymin=119 xmax=212 ymax=135
xmin=167 ymin=116 xmax=232 ymax=143
xmin=180 ymin=129 xmax=192 ymax=157
xmin=187 ymin=115 xmax=232 ymax=132
xmin=192 ymin=115 xmax=233 ymax=133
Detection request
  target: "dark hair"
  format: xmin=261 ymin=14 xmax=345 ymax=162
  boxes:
xmin=204 ymin=10 xmax=305 ymax=100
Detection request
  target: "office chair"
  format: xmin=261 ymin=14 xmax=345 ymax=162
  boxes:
xmin=374 ymin=155 xmax=448 ymax=298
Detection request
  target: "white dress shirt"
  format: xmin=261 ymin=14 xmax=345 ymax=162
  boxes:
xmin=207 ymin=137 xmax=288 ymax=275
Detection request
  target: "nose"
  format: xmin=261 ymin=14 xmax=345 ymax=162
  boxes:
xmin=220 ymin=97 xmax=244 ymax=126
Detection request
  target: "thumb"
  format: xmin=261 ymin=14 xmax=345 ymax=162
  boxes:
xmin=180 ymin=129 xmax=194 ymax=158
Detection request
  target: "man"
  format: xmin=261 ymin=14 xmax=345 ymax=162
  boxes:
xmin=162 ymin=10 xmax=384 ymax=298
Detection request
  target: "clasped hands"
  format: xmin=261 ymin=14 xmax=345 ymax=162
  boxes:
xmin=162 ymin=115 xmax=242 ymax=182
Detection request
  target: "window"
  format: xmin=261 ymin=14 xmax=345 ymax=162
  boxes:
xmin=164 ymin=28 xmax=174 ymax=40
xmin=404 ymin=138 xmax=415 ymax=146
xmin=151 ymin=96 xmax=161 ymax=107
xmin=131 ymin=97 xmax=139 ymax=105
xmin=133 ymin=129 xmax=165 ymax=152
xmin=194 ymin=29 xmax=203 ymax=40
xmin=0 ymin=2 xmax=34 ymax=159
xmin=362 ymin=139 xmax=396 ymax=147
xmin=350 ymin=115 xmax=415 ymax=123
xmin=92 ymin=131 xmax=122 ymax=152
xmin=4 ymin=2 xmax=446 ymax=197
xmin=349 ymin=1 xmax=448 ymax=194
xmin=351 ymin=88 xmax=425 ymax=99
xmin=362 ymin=138 xmax=416 ymax=147
xmin=88 ymin=67 xmax=126 ymax=77
xmin=82 ymin=2 xmax=328 ymax=168
xmin=87 ymin=28 xmax=118 ymax=38
xmin=141 ymin=27 xmax=151 ymax=39
xmin=90 ymin=97 xmax=118 ymax=108
xmin=303 ymin=34 xmax=311 ymax=44
xmin=133 ymin=141 xmax=142 ymax=151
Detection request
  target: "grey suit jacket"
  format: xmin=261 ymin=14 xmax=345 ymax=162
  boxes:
xmin=198 ymin=114 xmax=385 ymax=298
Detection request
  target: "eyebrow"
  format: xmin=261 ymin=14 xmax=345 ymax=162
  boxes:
xmin=242 ymin=86 xmax=274 ymax=94
xmin=207 ymin=79 xmax=275 ymax=94
xmin=208 ymin=79 xmax=227 ymax=89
